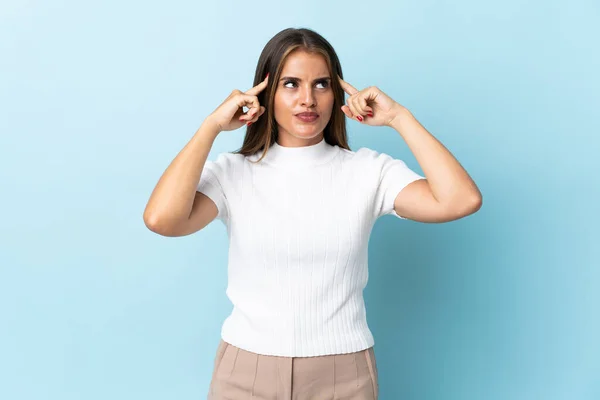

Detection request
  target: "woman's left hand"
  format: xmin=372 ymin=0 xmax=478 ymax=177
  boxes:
xmin=338 ymin=76 xmax=407 ymax=127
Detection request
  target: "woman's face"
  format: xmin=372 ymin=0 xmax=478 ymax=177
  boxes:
xmin=273 ymin=50 xmax=334 ymax=146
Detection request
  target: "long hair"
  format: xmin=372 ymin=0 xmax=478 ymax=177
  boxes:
xmin=232 ymin=27 xmax=350 ymax=163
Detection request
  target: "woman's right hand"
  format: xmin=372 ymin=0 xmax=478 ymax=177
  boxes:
xmin=207 ymin=74 xmax=269 ymax=133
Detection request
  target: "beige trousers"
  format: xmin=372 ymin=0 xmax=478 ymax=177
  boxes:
xmin=208 ymin=339 xmax=379 ymax=399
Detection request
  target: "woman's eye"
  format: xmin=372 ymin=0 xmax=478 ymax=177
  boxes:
xmin=283 ymin=80 xmax=329 ymax=89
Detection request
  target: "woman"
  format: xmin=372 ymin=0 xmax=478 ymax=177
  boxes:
xmin=143 ymin=27 xmax=482 ymax=400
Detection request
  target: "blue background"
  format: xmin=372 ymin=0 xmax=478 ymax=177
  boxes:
xmin=1 ymin=1 xmax=598 ymax=399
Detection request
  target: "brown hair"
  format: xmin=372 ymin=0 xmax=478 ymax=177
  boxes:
xmin=232 ymin=27 xmax=350 ymax=163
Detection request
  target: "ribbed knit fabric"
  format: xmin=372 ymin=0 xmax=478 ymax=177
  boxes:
xmin=197 ymin=137 xmax=424 ymax=357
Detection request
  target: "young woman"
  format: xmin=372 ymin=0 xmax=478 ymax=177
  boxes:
xmin=144 ymin=27 xmax=482 ymax=400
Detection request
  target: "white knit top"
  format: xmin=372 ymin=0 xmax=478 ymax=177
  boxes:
xmin=197 ymin=137 xmax=424 ymax=357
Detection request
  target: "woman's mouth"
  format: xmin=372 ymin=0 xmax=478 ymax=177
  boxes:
xmin=295 ymin=112 xmax=319 ymax=123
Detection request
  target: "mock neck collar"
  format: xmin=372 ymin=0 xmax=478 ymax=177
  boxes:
xmin=251 ymin=137 xmax=338 ymax=168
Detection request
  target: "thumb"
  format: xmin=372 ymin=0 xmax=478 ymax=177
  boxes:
xmin=341 ymin=105 xmax=353 ymax=119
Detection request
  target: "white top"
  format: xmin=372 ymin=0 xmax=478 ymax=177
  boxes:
xmin=197 ymin=137 xmax=424 ymax=357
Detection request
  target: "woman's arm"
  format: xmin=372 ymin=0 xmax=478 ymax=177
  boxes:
xmin=143 ymin=119 xmax=221 ymax=235
xmin=389 ymin=107 xmax=482 ymax=223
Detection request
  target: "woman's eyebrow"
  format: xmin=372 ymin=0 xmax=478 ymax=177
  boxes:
xmin=279 ymin=76 xmax=331 ymax=82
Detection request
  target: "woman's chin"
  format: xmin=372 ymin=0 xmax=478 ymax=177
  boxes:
xmin=291 ymin=125 xmax=323 ymax=136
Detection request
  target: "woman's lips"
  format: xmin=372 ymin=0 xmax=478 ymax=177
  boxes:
xmin=295 ymin=114 xmax=319 ymax=123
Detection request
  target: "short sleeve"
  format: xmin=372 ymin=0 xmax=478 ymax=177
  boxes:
xmin=196 ymin=154 xmax=230 ymax=224
xmin=372 ymin=151 xmax=425 ymax=220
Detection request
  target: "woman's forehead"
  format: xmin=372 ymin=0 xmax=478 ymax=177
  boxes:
xmin=281 ymin=51 xmax=329 ymax=77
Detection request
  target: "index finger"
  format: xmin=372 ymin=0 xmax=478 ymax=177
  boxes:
xmin=245 ymin=74 xmax=269 ymax=96
xmin=338 ymin=75 xmax=358 ymax=95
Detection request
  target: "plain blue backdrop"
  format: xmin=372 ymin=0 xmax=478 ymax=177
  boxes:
xmin=1 ymin=1 xmax=598 ymax=399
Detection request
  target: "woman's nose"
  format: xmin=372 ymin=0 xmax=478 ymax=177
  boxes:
xmin=300 ymin=87 xmax=315 ymax=107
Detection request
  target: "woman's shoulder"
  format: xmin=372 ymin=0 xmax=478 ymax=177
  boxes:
xmin=208 ymin=151 xmax=246 ymax=166
xmin=338 ymin=146 xmax=387 ymax=162
xmin=202 ymin=152 xmax=246 ymax=180
xmin=338 ymin=146 xmax=409 ymax=176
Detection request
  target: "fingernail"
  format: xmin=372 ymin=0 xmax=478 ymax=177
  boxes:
xmin=247 ymin=122 xmax=253 ymax=126
xmin=266 ymin=73 xmax=269 ymax=79
xmin=357 ymin=115 xmax=363 ymax=122
xmin=368 ymin=112 xmax=374 ymax=117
